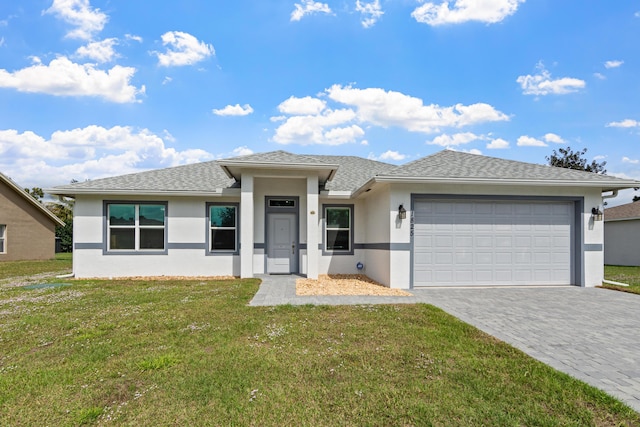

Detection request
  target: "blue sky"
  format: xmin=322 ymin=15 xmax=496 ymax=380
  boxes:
xmin=1 ymin=0 xmax=639 ymax=204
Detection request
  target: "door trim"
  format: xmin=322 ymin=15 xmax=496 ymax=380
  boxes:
xmin=265 ymin=196 xmax=299 ymax=274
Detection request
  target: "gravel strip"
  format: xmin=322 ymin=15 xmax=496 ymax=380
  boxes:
xmin=296 ymin=274 xmax=412 ymax=296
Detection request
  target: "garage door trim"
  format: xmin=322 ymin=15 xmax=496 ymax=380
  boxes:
xmin=410 ymin=194 xmax=584 ymax=288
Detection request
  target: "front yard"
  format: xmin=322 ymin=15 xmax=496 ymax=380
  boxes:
xmin=0 ymin=262 xmax=638 ymax=425
xmin=604 ymin=265 xmax=640 ymax=295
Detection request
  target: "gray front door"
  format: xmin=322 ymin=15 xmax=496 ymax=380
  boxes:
xmin=267 ymin=213 xmax=297 ymax=274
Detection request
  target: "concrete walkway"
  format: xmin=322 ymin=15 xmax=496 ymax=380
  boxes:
xmin=249 ymin=276 xmax=640 ymax=413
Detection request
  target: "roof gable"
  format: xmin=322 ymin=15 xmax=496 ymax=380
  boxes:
xmin=0 ymin=172 xmax=65 ymax=226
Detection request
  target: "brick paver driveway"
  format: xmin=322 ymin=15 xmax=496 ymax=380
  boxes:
xmin=414 ymin=287 xmax=640 ymax=412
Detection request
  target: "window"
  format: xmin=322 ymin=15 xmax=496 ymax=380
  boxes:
xmin=107 ymin=203 xmax=166 ymax=252
xmin=269 ymin=199 xmax=296 ymax=208
xmin=324 ymin=205 xmax=353 ymax=254
xmin=0 ymin=225 xmax=5 ymax=254
xmin=208 ymin=204 xmax=238 ymax=252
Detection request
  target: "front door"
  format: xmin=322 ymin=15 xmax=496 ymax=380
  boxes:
xmin=267 ymin=213 xmax=297 ymax=274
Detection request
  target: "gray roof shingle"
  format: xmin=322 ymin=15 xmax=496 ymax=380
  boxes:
xmin=48 ymin=149 xmax=639 ymax=196
xmin=382 ymin=150 xmax=627 ymax=183
xmin=605 ymin=202 xmax=640 ymax=221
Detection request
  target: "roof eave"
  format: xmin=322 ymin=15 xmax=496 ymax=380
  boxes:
xmin=370 ymin=176 xmax=640 ymax=189
xmin=45 ymin=188 xmax=240 ymax=198
xmin=217 ymin=160 xmax=340 ymax=181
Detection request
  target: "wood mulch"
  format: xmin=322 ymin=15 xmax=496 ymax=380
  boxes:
xmin=296 ymin=274 xmax=412 ymax=296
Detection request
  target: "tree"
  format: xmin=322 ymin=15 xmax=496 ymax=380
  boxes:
xmin=633 ymin=188 xmax=639 ymax=203
xmin=546 ymin=147 xmax=607 ymax=174
xmin=47 ymin=197 xmax=74 ymax=253
xmin=24 ymin=187 xmax=44 ymax=202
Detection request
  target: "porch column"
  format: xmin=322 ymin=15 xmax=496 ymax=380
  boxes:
xmin=240 ymin=173 xmax=254 ymax=278
xmin=306 ymin=174 xmax=319 ymax=279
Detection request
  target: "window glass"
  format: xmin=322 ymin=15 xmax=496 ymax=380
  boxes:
xmin=327 ymin=208 xmax=350 ymax=229
xmin=327 ymin=230 xmax=350 ymax=251
xmin=139 ymin=205 xmax=165 ymax=226
xmin=211 ymin=229 xmax=236 ymax=251
xmin=110 ymin=228 xmax=135 ymax=250
xmin=140 ymin=228 xmax=165 ymax=249
xmin=210 ymin=206 xmax=236 ymax=227
xmin=0 ymin=224 xmax=5 ymax=253
xmin=325 ymin=206 xmax=352 ymax=252
xmin=109 ymin=204 xmax=135 ymax=225
xmin=269 ymin=199 xmax=296 ymax=207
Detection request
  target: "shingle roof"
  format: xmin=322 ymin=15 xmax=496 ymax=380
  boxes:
xmin=605 ymin=202 xmax=640 ymax=221
xmin=382 ymin=150 xmax=627 ymax=183
xmin=50 ymin=160 xmax=236 ymax=194
xmin=48 ymin=149 xmax=639 ymax=197
xmin=313 ymin=155 xmax=396 ymax=191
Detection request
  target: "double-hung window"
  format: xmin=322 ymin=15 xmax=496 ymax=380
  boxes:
xmin=0 ymin=224 xmax=6 ymax=254
xmin=208 ymin=203 xmax=238 ymax=252
xmin=107 ymin=203 xmax=166 ymax=252
xmin=324 ymin=205 xmax=353 ymax=254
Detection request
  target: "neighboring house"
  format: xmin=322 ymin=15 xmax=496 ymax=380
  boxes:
xmin=48 ymin=150 xmax=640 ymax=288
xmin=604 ymin=201 xmax=640 ymax=266
xmin=0 ymin=172 xmax=65 ymax=261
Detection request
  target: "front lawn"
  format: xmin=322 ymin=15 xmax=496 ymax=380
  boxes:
xmin=603 ymin=265 xmax=640 ymax=295
xmin=0 ymin=277 xmax=638 ymax=425
xmin=0 ymin=252 xmax=72 ymax=281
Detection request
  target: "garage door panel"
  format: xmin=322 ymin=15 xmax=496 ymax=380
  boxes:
xmin=413 ymin=200 xmax=574 ymax=287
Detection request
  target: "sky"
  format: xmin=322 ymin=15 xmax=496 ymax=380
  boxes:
xmin=0 ymin=0 xmax=639 ymax=205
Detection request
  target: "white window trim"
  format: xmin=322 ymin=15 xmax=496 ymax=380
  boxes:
xmin=323 ymin=205 xmax=354 ymax=255
xmin=105 ymin=202 xmax=167 ymax=254
xmin=207 ymin=203 xmax=239 ymax=254
xmin=0 ymin=224 xmax=6 ymax=254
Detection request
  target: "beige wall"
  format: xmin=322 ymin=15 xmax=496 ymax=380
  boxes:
xmin=0 ymin=182 xmax=58 ymax=261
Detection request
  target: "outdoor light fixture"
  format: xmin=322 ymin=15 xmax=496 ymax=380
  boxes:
xmin=591 ymin=207 xmax=603 ymax=221
xmin=398 ymin=204 xmax=407 ymax=220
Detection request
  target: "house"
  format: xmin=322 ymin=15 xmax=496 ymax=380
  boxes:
xmin=604 ymin=201 xmax=640 ymax=266
xmin=0 ymin=172 xmax=65 ymax=261
xmin=48 ymin=150 xmax=640 ymax=288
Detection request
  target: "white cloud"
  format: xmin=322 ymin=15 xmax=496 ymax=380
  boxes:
xmin=379 ymin=150 xmax=406 ymax=161
xmin=273 ymin=108 xmax=363 ymax=145
xmin=427 ymin=132 xmax=481 ymax=146
xmin=75 ymin=38 xmax=118 ymax=63
xmin=0 ymin=37 xmax=4 ymax=47
xmin=606 ymin=119 xmax=640 ymax=128
xmin=212 ymin=104 xmax=254 ymax=116
xmin=486 ymin=138 xmax=509 ymax=149
xmin=125 ymin=34 xmax=143 ymax=43
xmin=517 ymin=62 xmax=585 ymax=96
xmin=622 ymin=157 xmax=640 ymax=164
xmin=44 ymin=0 xmax=108 ymax=40
xmin=291 ymin=0 xmax=332 ymax=21
xmin=326 ymin=84 xmax=509 ymax=132
xmin=154 ymin=31 xmax=215 ymax=67
xmin=412 ymin=0 xmax=524 ymax=26
xmin=464 ymin=148 xmax=483 ymax=155
xmin=604 ymin=60 xmax=624 ymax=69
xmin=0 ymin=125 xmax=214 ymax=187
xmin=356 ymin=0 xmax=384 ymax=28
xmin=593 ymin=155 xmax=607 ymax=161
xmin=232 ymin=146 xmax=254 ymax=156
xmin=543 ymin=132 xmax=564 ymax=143
xmin=162 ymin=76 xmax=172 ymax=85
xmin=516 ymin=135 xmax=547 ymax=147
xmin=278 ymin=96 xmax=326 ymax=115
xmin=272 ymin=85 xmax=509 ymax=146
xmin=593 ymin=72 xmax=606 ymax=80
xmin=0 ymin=56 xmax=143 ymax=103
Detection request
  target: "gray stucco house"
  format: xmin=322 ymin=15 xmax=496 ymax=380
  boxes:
xmin=48 ymin=149 xmax=640 ymax=288
xmin=604 ymin=201 xmax=640 ymax=266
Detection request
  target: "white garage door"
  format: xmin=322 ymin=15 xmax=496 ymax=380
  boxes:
xmin=412 ymin=199 xmax=574 ymax=287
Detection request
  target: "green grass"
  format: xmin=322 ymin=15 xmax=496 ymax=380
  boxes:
xmin=0 ymin=276 xmax=638 ymax=425
xmin=603 ymin=265 xmax=640 ymax=295
xmin=0 ymin=252 xmax=72 ymax=280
